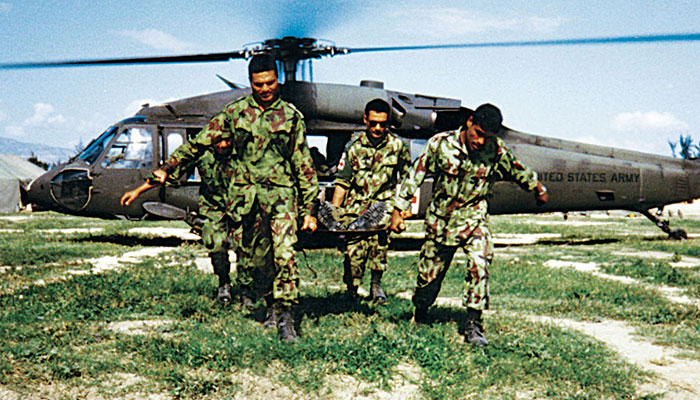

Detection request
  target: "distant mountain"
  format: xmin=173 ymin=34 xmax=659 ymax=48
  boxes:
xmin=0 ymin=136 xmax=75 ymax=165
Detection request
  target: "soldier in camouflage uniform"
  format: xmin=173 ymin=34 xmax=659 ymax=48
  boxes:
xmin=120 ymin=116 xmax=254 ymax=305
xmin=331 ymin=99 xmax=411 ymax=303
xmin=207 ymin=54 xmax=319 ymax=342
xmin=391 ymin=104 xmax=548 ymax=346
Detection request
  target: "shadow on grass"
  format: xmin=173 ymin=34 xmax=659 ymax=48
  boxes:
xmin=298 ymin=292 xmax=470 ymax=332
xmin=299 ymin=292 xmax=376 ymax=318
xmin=536 ymin=238 xmax=620 ymax=246
xmin=70 ymin=233 xmax=197 ymax=247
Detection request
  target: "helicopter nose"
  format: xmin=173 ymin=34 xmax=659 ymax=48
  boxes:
xmin=24 ymin=172 xmax=54 ymax=211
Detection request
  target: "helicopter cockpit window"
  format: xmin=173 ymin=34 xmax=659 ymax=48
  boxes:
xmin=77 ymin=126 xmax=118 ymax=165
xmin=101 ymin=126 xmax=153 ymax=169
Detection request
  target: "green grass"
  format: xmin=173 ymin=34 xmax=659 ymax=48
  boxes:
xmin=1 ymin=211 xmax=698 ymax=398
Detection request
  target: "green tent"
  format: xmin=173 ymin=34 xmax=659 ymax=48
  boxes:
xmin=0 ymin=154 xmax=46 ymax=212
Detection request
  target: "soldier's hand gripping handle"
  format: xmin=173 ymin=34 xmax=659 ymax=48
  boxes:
xmin=152 ymin=168 xmax=168 ymax=184
xmin=534 ymin=182 xmax=549 ymax=205
xmin=301 ymin=215 xmax=318 ymax=232
xmin=390 ymin=209 xmax=407 ymax=233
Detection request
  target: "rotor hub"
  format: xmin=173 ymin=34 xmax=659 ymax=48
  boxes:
xmin=243 ymin=37 xmax=348 ymax=81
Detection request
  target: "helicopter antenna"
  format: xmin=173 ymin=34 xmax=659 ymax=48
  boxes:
xmin=216 ymin=74 xmax=246 ymax=89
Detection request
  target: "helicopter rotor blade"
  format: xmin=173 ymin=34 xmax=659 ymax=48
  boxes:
xmin=3 ymin=32 xmax=699 ymax=71
xmin=346 ymin=32 xmax=700 ymax=54
xmin=0 ymin=50 xmax=249 ymax=70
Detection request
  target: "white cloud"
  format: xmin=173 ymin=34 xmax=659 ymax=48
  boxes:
xmin=75 ymin=119 xmax=104 ymax=135
xmin=24 ymin=103 xmax=66 ymax=126
xmin=0 ymin=2 xmax=11 ymax=14
xmin=4 ymin=124 xmax=25 ymax=138
xmin=118 ymin=29 xmax=194 ymax=52
xmin=611 ymin=111 xmax=689 ymax=133
xmin=393 ymin=8 xmax=566 ymax=38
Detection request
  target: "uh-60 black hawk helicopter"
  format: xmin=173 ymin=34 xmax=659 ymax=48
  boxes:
xmin=4 ymin=33 xmax=700 ymax=240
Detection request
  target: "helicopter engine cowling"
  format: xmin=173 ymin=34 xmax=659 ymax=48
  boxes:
xmin=281 ymin=81 xmax=463 ymax=137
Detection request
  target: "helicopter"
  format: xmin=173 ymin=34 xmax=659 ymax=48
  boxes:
xmin=4 ymin=34 xmax=700 ymax=240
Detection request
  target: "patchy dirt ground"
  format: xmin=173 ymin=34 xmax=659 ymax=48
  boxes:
xmin=529 ymin=316 xmax=700 ymax=400
xmin=4 ymin=216 xmax=700 ymax=399
xmin=394 ymin=290 xmax=700 ymax=400
xmin=543 ymin=258 xmax=700 ymax=307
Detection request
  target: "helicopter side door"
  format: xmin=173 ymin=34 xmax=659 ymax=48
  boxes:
xmin=160 ymin=127 xmax=201 ymax=213
xmin=87 ymin=123 xmax=157 ymax=218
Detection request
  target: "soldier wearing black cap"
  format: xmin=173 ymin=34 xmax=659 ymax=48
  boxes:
xmin=391 ymin=103 xmax=548 ymax=346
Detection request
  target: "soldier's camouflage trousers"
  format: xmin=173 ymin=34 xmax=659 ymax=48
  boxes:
xmin=343 ymin=232 xmax=389 ymax=288
xmin=201 ymin=215 xmax=232 ymax=253
xmin=202 ymin=216 xmax=231 ymax=286
xmin=201 ymin=214 xmax=255 ymax=289
xmin=412 ymin=225 xmax=492 ymax=311
xmin=231 ymin=186 xmax=300 ymax=306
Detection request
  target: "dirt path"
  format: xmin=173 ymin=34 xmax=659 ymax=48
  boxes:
xmin=394 ymin=290 xmax=700 ymax=399
xmin=23 ymin=247 xmax=174 ymax=290
xmin=543 ymin=259 xmax=700 ymax=308
xmin=530 ymin=316 xmax=700 ymax=400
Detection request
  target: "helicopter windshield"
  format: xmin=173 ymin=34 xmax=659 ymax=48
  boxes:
xmin=101 ymin=126 xmax=153 ymax=169
xmin=76 ymin=125 xmax=118 ymax=165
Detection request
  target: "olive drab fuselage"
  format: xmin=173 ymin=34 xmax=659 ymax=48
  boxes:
xmin=25 ymin=80 xmax=700 ymax=241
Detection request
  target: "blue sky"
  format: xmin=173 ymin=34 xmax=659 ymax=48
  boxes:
xmin=1 ymin=0 xmax=699 ymax=156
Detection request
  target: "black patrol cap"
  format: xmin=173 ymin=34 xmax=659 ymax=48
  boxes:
xmin=472 ymin=103 xmax=503 ymax=136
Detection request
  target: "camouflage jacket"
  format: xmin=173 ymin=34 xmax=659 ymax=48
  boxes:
xmin=394 ymin=130 xmax=538 ymax=245
xmin=211 ymin=95 xmax=319 ymax=217
xmin=154 ymin=119 xmax=234 ymax=221
xmin=335 ymin=131 xmax=411 ymax=215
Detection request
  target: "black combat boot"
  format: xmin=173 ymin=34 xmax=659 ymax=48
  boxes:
xmin=464 ymin=308 xmax=488 ymax=347
xmin=277 ymin=305 xmax=299 ymax=343
xmin=210 ymin=252 xmax=231 ymax=303
xmin=217 ymin=284 xmax=231 ymax=303
xmin=238 ymin=286 xmax=255 ymax=308
xmin=370 ymin=270 xmax=387 ymax=304
xmin=411 ymin=306 xmax=429 ymax=325
xmin=347 ymin=284 xmax=358 ymax=300
xmin=263 ymin=297 xmax=279 ymax=329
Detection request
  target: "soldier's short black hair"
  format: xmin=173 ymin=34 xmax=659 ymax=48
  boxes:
xmin=248 ymin=54 xmax=277 ymax=77
xmin=472 ymin=103 xmax=503 ymax=134
xmin=364 ymin=98 xmax=391 ymax=116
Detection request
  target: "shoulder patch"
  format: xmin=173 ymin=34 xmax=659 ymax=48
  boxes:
xmin=285 ymin=101 xmax=305 ymax=119
xmin=338 ymin=153 xmax=346 ymax=170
